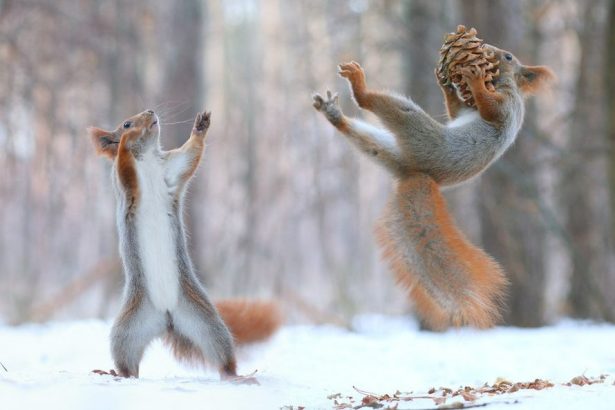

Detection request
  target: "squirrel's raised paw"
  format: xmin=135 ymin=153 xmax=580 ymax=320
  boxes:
xmin=434 ymin=68 xmax=454 ymax=92
xmin=460 ymin=66 xmax=483 ymax=82
xmin=338 ymin=61 xmax=364 ymax=79
xmin=338 ymin=61 xmax=367 ymax=90
xmin=313 ymin=91 xmax=344 ymax=128
xmin=193 ymin=111 xmax=211 ymax=134
xmin=312 ymin=90 xmax=339 ymax=111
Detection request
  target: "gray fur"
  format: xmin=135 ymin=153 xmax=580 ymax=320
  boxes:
xmin=170 ymin=203 xmax=236 ymax=367
xmin=110 ymin=297 xmax=166 ymax=377
xmin=313 ymin=82 xmax=525 ymax=186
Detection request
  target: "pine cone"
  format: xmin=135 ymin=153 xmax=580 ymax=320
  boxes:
xmin=436 ymin=25 xmax=500 ymax=108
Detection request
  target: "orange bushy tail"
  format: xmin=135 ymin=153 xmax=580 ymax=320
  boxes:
xmin=375 ymin=173 xmax=508 ymax=330
xmin=215 ymin=299 xmax=282 ymax=345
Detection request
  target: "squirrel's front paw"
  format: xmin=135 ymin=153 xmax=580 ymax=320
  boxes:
xmin=338 ymin=61 xmax=367 ymax=90
xmin=460 ymin=66 xmax=483 ymax=84
xmin=313 ymin=91 xmax=344 ymax=127
xmin=193 ymin=111 xmax=211 ymax=135
xmin=434 ymin=68 xmax=455 ymax=93
xmin=312 ymin=90 xmax=339 ymax=112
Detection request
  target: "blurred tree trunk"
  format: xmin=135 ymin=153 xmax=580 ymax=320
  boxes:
xmin=158 ymin=0 xmax=206 ymax=276
xmin=227 ymin=6 xmax=259 ymax=293
xmin=460 ymin=0 xmax=548 ymax=326
xmin=106 ymin=0 xmax=145 ymax=121
xmin=564 ymin=0 xmax=614 ymax=320
xmin=608 ymin=1 xmax=615 ymax=245
xmin=402 ymin=1 xmax=449 ymax=113
xmin=605 ymin=0 xmax=615 ymax=318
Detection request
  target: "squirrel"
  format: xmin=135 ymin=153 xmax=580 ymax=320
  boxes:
xmin=88 ymin=109 xmax=281 ymax=380
xmin=313 ymin=46 xmax=554 ymax=330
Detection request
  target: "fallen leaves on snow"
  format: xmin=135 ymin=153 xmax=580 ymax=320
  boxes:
xmin=326 ymin=374 xmax=612 ymax=409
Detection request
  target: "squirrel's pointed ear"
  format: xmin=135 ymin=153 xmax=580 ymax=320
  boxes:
xmin=88 ymin=126 xmax=118 ymax=160
xmin=517 ymin=65 xmax=555 ymax=95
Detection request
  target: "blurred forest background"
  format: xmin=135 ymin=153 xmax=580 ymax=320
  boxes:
xmin=1 ymin=0 xmax=615 ymax=328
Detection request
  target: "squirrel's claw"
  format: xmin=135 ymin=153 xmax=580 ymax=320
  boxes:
xmin=312 ymin=93 xmax=325 ymax=110
xmin=338 ymin=61 xmax=364 ymax=79
xmin=313 ymin=91 xmax=338 ymax=111
xmin=460 ymin=66 xmax=482 ymax=82
xmin=193 ymin=110 xmax=211 ymax=133
xmin=434 ymin=67 xmax=451 ymax=88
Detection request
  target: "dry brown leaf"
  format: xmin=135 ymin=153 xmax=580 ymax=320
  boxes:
xmin=568 ymin=374 xmax=608 ymax=386
xmin=459 ymin=390 xmax=477 ymax=402
xmin=507 ymin=384 xmax=520 ymax=393
xmin=360 ymin=394 xmax=384 ymax=408
xmin=570 ymin=375 xmax=590 ymax=386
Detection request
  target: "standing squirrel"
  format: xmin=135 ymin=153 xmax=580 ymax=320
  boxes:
xmin=88 ymin=109 xmax=281 ymax=380
xmin=313 ymin=46 xmax=553 ymax=329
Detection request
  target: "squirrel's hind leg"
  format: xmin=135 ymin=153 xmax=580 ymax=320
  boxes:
xmin=171 ymin=277 xmax=238 ymax=380
xmin=110 ymin=293 xmax=166 ymax=377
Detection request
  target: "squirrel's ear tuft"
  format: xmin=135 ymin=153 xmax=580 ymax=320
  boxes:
xmin=88 ymin=126 xmax=118 ymax=160
xmin=517 ymin=65 xmax=556 ymax=95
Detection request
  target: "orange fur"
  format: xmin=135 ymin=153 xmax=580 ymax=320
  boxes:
xmin=517 ymin=65 xmax=555 ymax=95
xmin=115 ymin=129 xmax=140 ymax=210
xmin=88 ymin=126 xmax=118 ymax=159
xmin=215 ymin=299 xmax=282 ymax=345
xmin=438 ymin=84 xmax=465 ymax=120
xmin=375 ymin=174 xmax=508 ymax=330
xmin=339 ymin=61 xmax=370 ymax=108
xmin=463 ymin=70 xmax=506 ymax=124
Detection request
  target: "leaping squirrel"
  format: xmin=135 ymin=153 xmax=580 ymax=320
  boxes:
xmin=313 ymin=47 xmax=553 ymax=330
xmin=89 ymin=110 xmax=280 ymax=380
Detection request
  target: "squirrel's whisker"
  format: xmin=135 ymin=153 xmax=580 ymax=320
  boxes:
xmin=160 ymin=118 xmax=196 ymax=125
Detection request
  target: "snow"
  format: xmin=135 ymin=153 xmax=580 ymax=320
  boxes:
xmin=1 ymin=316 xmax=614 ymax=410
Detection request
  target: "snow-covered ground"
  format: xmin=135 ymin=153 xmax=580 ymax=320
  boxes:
xmin=1 ymin=316 xmax=614 ymax=409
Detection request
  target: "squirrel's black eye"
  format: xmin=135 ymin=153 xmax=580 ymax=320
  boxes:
xmin=504 ymin=53 xmax=513 ymax=61
xmin=123 ymin=121 xmax=132 ymax=129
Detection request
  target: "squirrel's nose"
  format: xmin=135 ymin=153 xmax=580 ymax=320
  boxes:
xmin=146 ymin=109 xmax=155 ymax=115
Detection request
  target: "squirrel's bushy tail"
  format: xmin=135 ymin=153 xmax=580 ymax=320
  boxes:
xmin=164 ymin=299 xmax=281 ymax=366
xmin=215 ymin=299 xmax=282 ymax=344
xmin=375 ymin=174 xmax=507 ymax=330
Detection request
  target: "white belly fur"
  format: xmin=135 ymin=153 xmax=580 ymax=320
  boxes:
xmin=136 ymin=152 xmax=180 ymax=311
